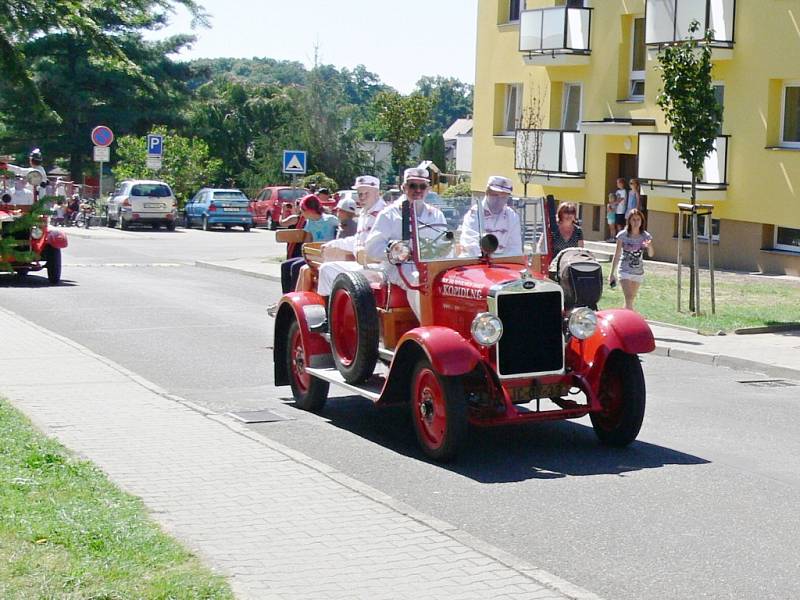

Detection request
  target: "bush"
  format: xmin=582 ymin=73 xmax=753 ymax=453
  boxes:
xmin=442 ymin=180 xmax=472 ymax=198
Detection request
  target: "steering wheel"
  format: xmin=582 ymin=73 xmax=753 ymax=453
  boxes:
xmin=417 ymin=222 xmax=455 ymax=259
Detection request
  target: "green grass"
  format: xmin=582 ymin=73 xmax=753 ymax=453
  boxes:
xmin=0 ymin=399 xmax=234 ymax=600
xmin=598 ymin=263 xmax=800 ymax=333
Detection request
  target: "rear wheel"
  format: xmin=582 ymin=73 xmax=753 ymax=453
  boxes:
xmin=46 ymin=247 xmax=62 ymax=285
xmin=328 ymin=272 xmax=379 ymax=384
xmin=243 ymin=224 xmax=251 ymax=232
xmin=151 ymin=222 xmax=160 ymax=230
xmin=119 ymin=211 xmax=128 ymax=230
xmin=286 ymin=320 xmax=329 ymax=412
xmin=224 ymin=224 xmax=231 ymax=230
xmin=410 ymin=357 xmax=467 ymax=462
xmin=590 ymin=352 xmax=646 ymax=446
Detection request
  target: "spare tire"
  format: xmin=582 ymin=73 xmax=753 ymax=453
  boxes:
xmin=328 ymin=271 xmax=380 ymax=384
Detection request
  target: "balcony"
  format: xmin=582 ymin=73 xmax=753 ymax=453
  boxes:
xmin=519 ymin=7 xmax=592 ymax=66
xmin=515 ymin=129 xmax=586 ymax=188
xmin=579 ymin=118 xmax=657 ymax=136
xmin=645 ymin=0 xmax=736 ymax=60
xmin=637 ymin=132 xmax=730 ymax=200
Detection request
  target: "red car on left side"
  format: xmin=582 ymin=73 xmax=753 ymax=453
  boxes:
xmin=0 ymin=167 xmax=67 ymax=284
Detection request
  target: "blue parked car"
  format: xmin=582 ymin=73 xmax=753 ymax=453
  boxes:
xmin=185 ymin=188 xmax=253 ymax=231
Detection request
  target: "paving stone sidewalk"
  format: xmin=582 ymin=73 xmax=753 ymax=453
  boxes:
xmin=0 ymin=307 xmax=601 ymax=600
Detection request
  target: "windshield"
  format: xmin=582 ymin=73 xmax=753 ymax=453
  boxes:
xmin=278 ymin=189 xmax=307 ymax=201
xmin=131 ymin=184 xmax=172 ymax=197
xmin=414 ymin=195 xmax=547 ymax=263
xmin=213 ymin=191 xmax=247 ymax=200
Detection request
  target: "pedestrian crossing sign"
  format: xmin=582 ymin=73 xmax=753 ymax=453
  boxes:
xmin=282 ymin=150 xmax=307 ymax=174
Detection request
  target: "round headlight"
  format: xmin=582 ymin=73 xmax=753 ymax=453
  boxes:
xmin=30 ymin=225 xmax=44 ymax=240
xmin=471 ymin=312 xmax=503 ymax=347
xmin=568 ymin=307 xmax=598 ymax=340
xmin=386 ymin=240 xmax=411 ymax=265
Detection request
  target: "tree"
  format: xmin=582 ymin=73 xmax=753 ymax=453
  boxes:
xmin=112 ymin=127 xmax=222 ymax=205
xmin=442 ymin=179 xmax=472 ymax=198
xmin=300 ymin=172 xmax=337 ymax=192
xmin=515 ymin=82 xmax=546 ymax=197
xmin=414 ymin=76 xmax=474 ymax=133
xmin=372 ymin=91 xmax=432 ymax=174
xmin=420 ymin=131 xmax=446 ymax=172
xmin=657 ymin=21 xmax=722 ymax=314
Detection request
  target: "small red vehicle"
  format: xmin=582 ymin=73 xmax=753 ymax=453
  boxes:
xmin=0 ymin=169 xmax=68 ymax=284
xmin=272 ymin=197 xmax=654 ymax=461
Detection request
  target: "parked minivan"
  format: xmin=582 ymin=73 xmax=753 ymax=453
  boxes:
xmin=106 ymin=180 xmax=178 ymax=230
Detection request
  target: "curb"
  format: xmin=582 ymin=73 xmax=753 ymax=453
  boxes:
xmin=195 ymin=260 xmax=281 ymax=282
xmin=651 ymin=342 xmax=800 ymax=380
xmin=1 ymin=306 xmax=605 ymax=600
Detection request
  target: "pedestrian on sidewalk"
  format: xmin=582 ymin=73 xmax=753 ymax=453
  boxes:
xmin=609 ymin=208 xmax=653 ymax=311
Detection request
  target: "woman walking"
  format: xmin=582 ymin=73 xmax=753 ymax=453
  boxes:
xmin=609 ymin=208 xmax=653 ymax=311
xmin=551 ymin=201 xmax=584 ymax=255
xmin=626 ymin=178 xmax=641 ymax=219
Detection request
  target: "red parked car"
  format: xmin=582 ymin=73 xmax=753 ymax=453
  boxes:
xmin=250 ymin=186 xmax=308 ymax=229
xmin=272 ymin=196 xmax=655 ymax=461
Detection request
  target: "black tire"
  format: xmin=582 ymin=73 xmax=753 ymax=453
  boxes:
xmin=151 ymin=222 xmax=160 ymax=230
xmin=185 ymin=215 xmax=192 ymax=229
xmin=119 ymin=211 xmax=128 ymax=230
xmin=202 ymin=216 xmax=210 ymax=231
xmin=328 ymin=271 xmax=380 ymax=384
xmin=268 ymin=215 xmax=278 ymax=230
xmin=243 ymin=224 xmax=251 ymax=232
xmin=409 ymin=357 xmax=468 ymax=462
xmin=286 ymin=320 xmax=329 ymax=412
xmin=590 ymin=352 xmax=646 ymax=447
xmin=46 ymin=247 xmax=62 ymax=285
xmin=84 ymin=214 xmax=91 ymax=229
xmin=107 ymin=214 xmax=116 ymax=228
xmin=166 ymin=221 xmax=176 ymax=232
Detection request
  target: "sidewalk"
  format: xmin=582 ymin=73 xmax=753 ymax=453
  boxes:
xmin=196 ymin=257 xmax=800 ymax=381
xmin=0 ymin=306 xmax=597 ymax=600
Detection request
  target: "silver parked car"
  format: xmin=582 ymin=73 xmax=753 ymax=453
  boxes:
xmin=106 ymin=180 xmax=178 ymax=231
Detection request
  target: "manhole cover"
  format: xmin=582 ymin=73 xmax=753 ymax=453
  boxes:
xmin=227 ymin=409 xmax=295 ymax=423
xmin=738 ymin=379 xmax=798 ymax=388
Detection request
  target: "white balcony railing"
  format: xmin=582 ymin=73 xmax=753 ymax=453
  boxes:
xmin=515 ymin=129 xmax=586 ymax=179
xmin=637 ymin=132 xmax=729 ymax=198
xmin=645 ymin=0 xmax=735 ymax=52
xmin=519 ymin=7 xmax=592 ymax=66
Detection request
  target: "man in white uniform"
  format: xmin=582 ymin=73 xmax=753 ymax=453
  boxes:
xmin=459 ymin=175 xmax=522 ymax=257
xmin=365 ymin=167 xmax=447 ymax=320
xmin=316 ymin=175 xmax=386 ymax=296
xmin=3 ymin=149 xmax=48 ymax=193
xmin=9 ymin=177 xmax=34 ymax=205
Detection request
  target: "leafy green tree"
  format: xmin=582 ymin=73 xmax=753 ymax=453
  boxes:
xmin=442 ymin=179 xmax=472 ymax=198
xmin=112 ymin=127 xmax=222 ymax=205
xmin=372 ymin=91 xmax=432 ymax=173
xmin=300 ymin=172 xmax=338 ymax=192
xmin=657 ymin=21 xmax=722 ymax=314
xmin=420 ymin=131 xmax=446 ymax=172
xmin=414 ymin=76 xmax=474 ymax=133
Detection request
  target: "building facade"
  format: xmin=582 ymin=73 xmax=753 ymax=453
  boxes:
xmin=473 ymin=0 xmax=800 ymax=275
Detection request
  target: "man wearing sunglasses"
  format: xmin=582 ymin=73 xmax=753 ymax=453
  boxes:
xmin=459 ymin=175 xmax=522 ymax=257
xmin=365 ymin=167 xmax=447 ymax=321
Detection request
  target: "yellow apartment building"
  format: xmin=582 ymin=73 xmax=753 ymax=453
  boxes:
xmin=472 ymin=0 xmax=800 ymax=275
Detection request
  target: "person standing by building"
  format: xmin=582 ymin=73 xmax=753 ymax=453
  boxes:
xmin=609 ymin=208 xmax=654 ymax=311
xmin=626 ymin=178 xmax=641 ymax=219
xmin=613 ymin=177 xmax=627 ymax=235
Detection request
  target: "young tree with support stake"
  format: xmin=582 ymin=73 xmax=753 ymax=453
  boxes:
xmin=656 ymin=21 xmax=722 ymax=314
xmin=515 ymin=82 xmax=546 ymax=198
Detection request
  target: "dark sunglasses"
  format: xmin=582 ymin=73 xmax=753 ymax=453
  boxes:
xmin=407 ymin=182 xmax=428 ymax=191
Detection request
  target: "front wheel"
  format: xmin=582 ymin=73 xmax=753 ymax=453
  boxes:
xmin=590 ymin=352 xmax=646 ymax=447
xmin=409 ymin=357 xmax=467 ymax=462
xmin=286 ymin=320 xmax=329 ymax=412
xmin=46 ymin=247 xmax=62 ymax=285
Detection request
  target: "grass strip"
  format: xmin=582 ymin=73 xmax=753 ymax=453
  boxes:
xmin=0 ymin=399 xmax=234 ymax=600
xmin=599 ymin=263 xmax=800 ymax=333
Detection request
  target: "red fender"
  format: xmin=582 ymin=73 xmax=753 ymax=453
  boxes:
xmin=46 ymin=229 xmax=68 ymax=249
xmin=273 ymin=291 xmax=332 ymax=386
xmin=395 ymin=326 xmax=481 ymax=377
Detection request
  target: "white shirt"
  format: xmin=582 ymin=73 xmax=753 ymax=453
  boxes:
xmin=10 ymin=188 xmax=34 ymax=205
xmin=6 ymin=163 xmax=47 ymax=195
xmin=364 ymin=196 xmax=447 ymax=287
xmin=615 ymin=189 xmax=627 ymax=215
xmin=459 ymin=203 xmax=523 ymax=257
xmin=323 ymin=198 xmax=386 ymax=255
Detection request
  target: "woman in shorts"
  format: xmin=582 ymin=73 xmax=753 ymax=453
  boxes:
xmin=609 ymin=208 xmax=653 ymax=311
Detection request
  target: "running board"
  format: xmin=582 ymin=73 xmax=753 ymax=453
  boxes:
xmin=305 ymin=367 xmax=385 ymax=402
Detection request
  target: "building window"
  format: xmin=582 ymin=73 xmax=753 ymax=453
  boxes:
xmin=713 ymin=84 xmax=725 ymax=135
xmin=775 ymin=226 xmax=800 ymax=252
xmin=780 ymin=83 xmax=800 ymax=148
xmin=681 ymin=216 xmax=720 ymax=241
xmin=555 ymin=0 xmax=585 ymax=5
xmin=509 ymin=0 xmax=521 ymax=22
xmin=562 ymin=83 xmax=582 ymax=131
xmin=503 ymin=84 xmax=522 ymax=136
xmin=629 ymin=17 xmax=646 ymax=99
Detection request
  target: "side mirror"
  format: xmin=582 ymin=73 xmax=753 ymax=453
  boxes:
xmin=480 ymin=233 xmax=499 ymax=256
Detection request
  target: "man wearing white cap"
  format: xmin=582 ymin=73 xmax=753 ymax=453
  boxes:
xmin=459 ymin=175 xmax=522 ymax=257
xmin=315 ymin=174 xmax=387 ymax=296
xmin=364 ymin=167 xmax=447 ymax=320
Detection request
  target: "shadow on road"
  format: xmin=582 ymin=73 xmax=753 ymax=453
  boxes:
xmin=288 ymin=395 xmax=709 ymax=483
xmin=0 ymin=274 xmax=78 ymax=287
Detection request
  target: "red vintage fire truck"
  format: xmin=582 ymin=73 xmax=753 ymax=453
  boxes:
xmin=272 ymin=196 xmax=654 ymax=461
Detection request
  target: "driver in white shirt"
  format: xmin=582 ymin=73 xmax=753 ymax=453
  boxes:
xmin=4 ymin=148 xmax=48 ymax=195
xmin=459 ymin=175 xmax=522 ymax=257
xmin=364 ymin=167 xmax=447 ymax=321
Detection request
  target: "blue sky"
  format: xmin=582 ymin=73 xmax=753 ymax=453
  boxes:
xmin=150 ymin=0 xmax=479 ymax=93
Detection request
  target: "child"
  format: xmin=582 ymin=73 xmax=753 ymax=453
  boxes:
xmin=606 ymin=193 xmax=617 ymax=242
xmin=335 ymin=197 xmax=358 ymax=239
xmin=609 ymin=208 xmax=654 ymax=311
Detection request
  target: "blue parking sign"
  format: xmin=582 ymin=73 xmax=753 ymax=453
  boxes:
xmin=147 ymin=134 xmax=164 ymax=158
xmin=282 ymin=150 xmax=307 ymax=174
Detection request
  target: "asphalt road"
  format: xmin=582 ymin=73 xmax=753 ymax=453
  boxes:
xmin=3 ymin=227 xmax=800 ymax=600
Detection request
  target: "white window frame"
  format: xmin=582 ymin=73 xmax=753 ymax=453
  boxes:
xmin=780 ymin=81 xmax=800 ymax=149
xmin=561 ymin=83 xmax=582 ymax=131
xmin=774 ymin=226 xmax=800 ymax=253
xmin=682 ymin=215 xmax=720 ymax=242
xmin=629 ymin=16 xmax=646 ymax=100
xmin=503 ymin=83 xmax=523 ymax=136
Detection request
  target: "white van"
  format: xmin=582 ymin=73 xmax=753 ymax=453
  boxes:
xmin=106 ymin=180 xmax=178 ymax=230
